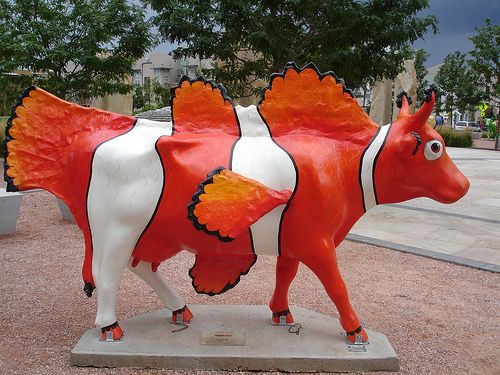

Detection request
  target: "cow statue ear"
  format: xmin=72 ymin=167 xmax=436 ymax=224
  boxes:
xmin=397 ymin=131 xmax=422 ymax=157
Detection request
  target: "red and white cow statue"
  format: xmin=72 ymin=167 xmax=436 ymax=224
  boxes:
xmin=3 ymin=63 xmax=469 ymax=343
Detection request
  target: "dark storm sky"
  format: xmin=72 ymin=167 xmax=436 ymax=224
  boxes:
xmin=151 ymin=1 xmax=500 ymax=68
xmin=412 ymin=0 xmax=500 ymax=67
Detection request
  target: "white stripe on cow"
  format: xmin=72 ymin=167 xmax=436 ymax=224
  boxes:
xmin=88 ymin=118 xmax=172 ymax=254
xmin=231 ymin=105 xmax=297 ymax=256
xmin=360 ymin=123 xmax=391 ymax=211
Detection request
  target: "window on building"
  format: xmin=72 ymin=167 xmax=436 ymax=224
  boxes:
xmin=133 ymin=70 xmax=141 ymax=85
xmin=154 ymin=68 xmax=161 ymax=81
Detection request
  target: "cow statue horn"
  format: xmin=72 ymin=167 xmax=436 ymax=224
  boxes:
xmin=395 ymin=91 xmax=412 ymax=120
xmin=412 ymin=86 xmax=437 ymax=126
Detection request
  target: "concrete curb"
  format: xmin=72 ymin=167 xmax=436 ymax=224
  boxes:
xmin=346 ymin=234 xmax=499 ymax=273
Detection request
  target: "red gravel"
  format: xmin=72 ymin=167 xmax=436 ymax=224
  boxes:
xmin=0 ymin=170 xmax=498 ymax=375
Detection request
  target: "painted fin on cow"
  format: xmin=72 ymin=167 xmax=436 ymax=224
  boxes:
xmin=188 ymin=167 xmax=292 ymax=241
xmin=3 ymin=85 xmax=135 ymax=196
xmin=189 ymin=254 xmax=257 ymax=295
xmin=171 ymin=77 xmax=240 ymax=136
xmin=258 ymin=62 xmax=378 ymax=138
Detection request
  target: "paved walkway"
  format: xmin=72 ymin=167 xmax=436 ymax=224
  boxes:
xmin=348 ymin=147 xmax=500 ymax=272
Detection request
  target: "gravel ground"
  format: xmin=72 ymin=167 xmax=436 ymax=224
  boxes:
xmin=0 ymin=174 xmax=498 ymax=374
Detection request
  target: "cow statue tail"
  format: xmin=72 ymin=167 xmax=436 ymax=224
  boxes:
xmin=3 ymin=86 xmax=136 ymax=295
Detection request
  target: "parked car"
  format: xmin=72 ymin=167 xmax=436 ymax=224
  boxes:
xmin=455 ymin=121 xmax=481 ymax=133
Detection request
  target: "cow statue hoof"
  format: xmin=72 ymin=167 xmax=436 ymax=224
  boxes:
xmin=171 ymin=305 xmax=193 ymax=324
xmin=271 ymin=309 xmax=294 ymax=326
xmin=346 ymin=326 xmax=369 ymax=344
xmin=100 ymin=322 xmax=124 ymax=342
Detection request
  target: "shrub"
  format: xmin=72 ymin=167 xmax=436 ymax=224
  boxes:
xmin=435 ymin=126 xmax=472 ymax=148
xmin=0 ymin=117 xmax=7 ymax=159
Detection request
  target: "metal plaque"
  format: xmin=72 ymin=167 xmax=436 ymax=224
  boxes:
xmin=347 ymin=345 xmax=367 ymax=353
xmin=200 ymin=330 xmax=246 ymax=346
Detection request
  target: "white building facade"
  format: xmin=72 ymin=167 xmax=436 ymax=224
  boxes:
xmin=133 ymin=54 xmax=213 ymax=88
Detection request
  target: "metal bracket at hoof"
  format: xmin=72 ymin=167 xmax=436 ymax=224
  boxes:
xmin=99 ymin=330 xmax=124 ymax=342
xmin=271 ymin=309 xmax=292 ymax=326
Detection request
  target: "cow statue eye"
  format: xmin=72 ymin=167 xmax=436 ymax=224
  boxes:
xmin=424 ymin=140 xmax=443 ymax=160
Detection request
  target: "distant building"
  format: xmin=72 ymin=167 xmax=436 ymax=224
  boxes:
xmin=133 ymin=54 xmax=213 ymax=88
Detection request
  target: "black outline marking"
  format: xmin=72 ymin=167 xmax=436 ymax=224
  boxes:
xmin=255 ymin=108 xmax=299 ymax=257
xmin=272 ymin=309 xmax=291 ymax=318
xmin=424 ymin=85 xmax=438 ymax=102
xmin=84 ymin=119 xmax=137 ymax=291
xmin=188 ymin=254 xmax=257 ymax=296
xmin=358 ymin=127 xmax=382 ymax=212
xmin=410 ymin=131 xmax=422 ymax=155
xmin=395 ymin=91 xmax=413 ymax=109
xmin=101 ymin=321 xmax=119 ymax=333
xmin=186 ymin=166 xmax=234 ymax=242
xmin=3 ymin=85 xmax=38 ymax=192
xmin=257 ymin=61 xmax=355 ymax=109
xmin=372 ymin=124 xmax=391 ymax=205
xmin=358 ymin=124 xmax=392 ymax=211
xmin=346 ymin=325 xmax=363 ymax=336
xmin=133 ymin=134 xmax=171 ymax=253
xmin=229 ymin=107 xmax=255 ymax=255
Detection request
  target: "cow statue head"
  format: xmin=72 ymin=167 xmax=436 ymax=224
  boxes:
xmin=375 ymin=88 xmax=470 ymax=205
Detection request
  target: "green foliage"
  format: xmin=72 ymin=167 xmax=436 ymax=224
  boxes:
xmin=413 ymin=48 xmax=430 ymax=106
xmin=0 ymin=0 xmax=157 ymax=101
xmin=435 ymin=52 xmax=481 ymax=119
xmin=152 ymin=80 xmax=171 ymax=107
xmin=146 ymin=0 xmax=437 ymax=98
xmin=469 ymin=19 xmax=499 ymax=106
xmin=485 ymin=118 xmax=498 ymax=139
xmin=0 ymin=117 xmax=7 ymax=158
xmin=132 ymin=85 xmax=145 ymax=111
xmin=436 ymin=126 xmax=473 ymax=148
xmin=132 ymin=80 xmax=171 ymax=113
xmin=0 ymin=75 xmax=32 ymax=116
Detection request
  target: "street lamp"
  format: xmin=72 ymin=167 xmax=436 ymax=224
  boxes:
xmin=141 ymin=57 xmax=153 ymax=86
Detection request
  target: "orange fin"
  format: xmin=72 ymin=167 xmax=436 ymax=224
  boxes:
xmin=259 ymin=62 xmax=378 ymax=137
xmin=189 ymin=254 xmax=256 ymax=295
xmin=3 ymin=85 xmax=134 ymax=195
xmin=171 ymin=77 xmax=239 ymax=135
xmin=188 ymin=167 xmax=292 ymax=241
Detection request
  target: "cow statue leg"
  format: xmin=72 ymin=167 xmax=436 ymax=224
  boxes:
xmin=269 ymin=256 xmax=299 ymax=325
xmin=127 ymin=258 xmax=193 ymax=324
xmin=299 ymin=237 xmax=368 ymax=344
xmin=92 ymin=223 xmax=138 ymax=341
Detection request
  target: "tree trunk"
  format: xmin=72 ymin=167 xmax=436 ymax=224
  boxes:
xmin=495 ymin=113 xmax=499 ymax=150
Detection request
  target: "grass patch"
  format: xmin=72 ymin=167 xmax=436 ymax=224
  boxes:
xmin=435 ymin=126 xmax=473 ymax=148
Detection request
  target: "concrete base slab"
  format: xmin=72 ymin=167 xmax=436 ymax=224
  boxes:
xmin=56 ymin=198 xmax=75 ymax=222
xmin=0 ymin=188 xmax=22 ymax=235
xmin=71 ymin=305 xmax=399 ymax=372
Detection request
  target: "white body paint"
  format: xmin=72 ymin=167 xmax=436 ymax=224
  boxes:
xmin=87 ymin=118 xmax=178 ymax=327
xmin=231 ymin=105 xmax=297 ymax=256
xmin=87 ymin=108 xmax=297 ymax=329
xmin=360 ymin=124 xmax=391 ymax=211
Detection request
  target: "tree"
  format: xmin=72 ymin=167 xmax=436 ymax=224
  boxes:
xmin=435 ymin=51 xmax=481 ymax=123
xmin=413 ymin=49 xmax=430 ymax=106
xmin=132 ymin=85 xmax=145 ymax=111
xmin=146 ymin=0 xmax=437 ymax=99
xmin=0 ymin=0 xmax=156 ymax=101
xmin=469 ymin=18 xmax=499 ymax=106
xmin=151 ymin=80 xmax=170 ymax=107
